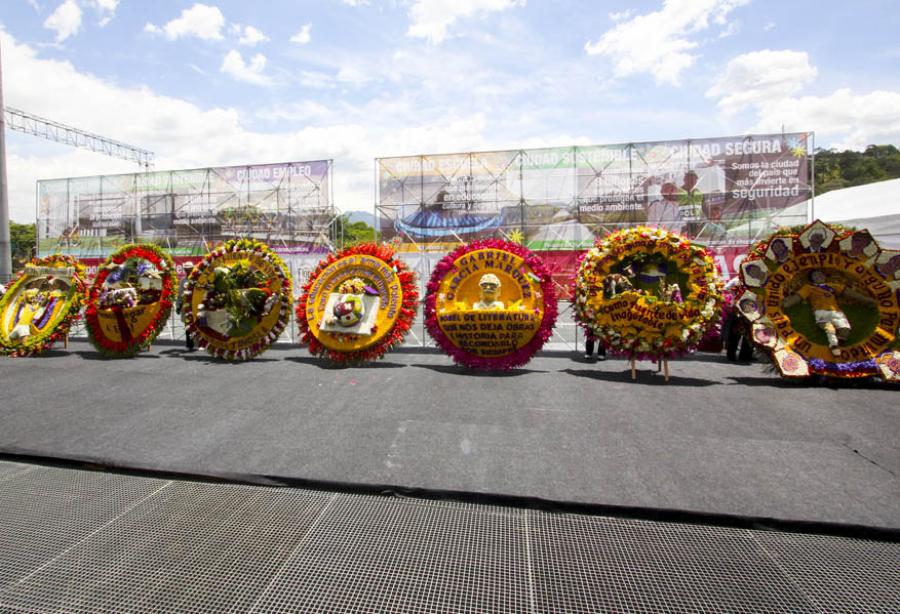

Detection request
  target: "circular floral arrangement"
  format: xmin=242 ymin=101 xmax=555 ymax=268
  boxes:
xmin=0 ymin=254 xmax=86 ymax=357
xmin=737 ymin=220 xmax=900 ymax=382
xmin=574 ymin=226 xmax=723 ymax=358
xmin=182 ymin=239 xmax=293 ymax=361
xmin=424 ymin=239 xmax=558 ymax=370
xmin=297 ymin=243 xmax=418 ymax=363
xmin=84 ymin=244 xmax=177 ymax=357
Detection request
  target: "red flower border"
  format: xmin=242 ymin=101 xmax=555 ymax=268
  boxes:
xmin=0 ymin=254 xmax=86 ymax=357
xmin=424 ymin=239 xmax=558 ymax=370
xmin=84 ymin=243 xmax=177 ymax=357
xmin=182 ymin=238 xmax=294 ymax=361
xmin=296 ymin=243 xmax=418 ymax=363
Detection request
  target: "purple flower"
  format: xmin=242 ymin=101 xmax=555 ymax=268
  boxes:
xmin=808 ymin=358 xmax=877 ymax=375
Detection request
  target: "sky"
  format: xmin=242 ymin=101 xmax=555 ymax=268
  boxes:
xmin=2 ymin=0 xmax=900 ymax=222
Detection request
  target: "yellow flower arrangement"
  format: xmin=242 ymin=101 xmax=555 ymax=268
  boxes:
xmin=574 ymin=226 xmax=723 ymax=358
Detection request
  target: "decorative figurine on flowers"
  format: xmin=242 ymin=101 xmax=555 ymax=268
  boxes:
xmin=0 ymin=254 xmax=86 ymax=356
xmin=8 ymin=288 xmax=50 ymax=340
xmin=574 ymin=227 xmax=723 ymax=382
xmin=425 ymin=239 xmax=557 ymax=370
xmin=297 ymin=243 xmax=417 ymax=364
xmin=182 ymin=239 xmax=293 ymax=361
xmin=472 ymin=273 xmax=505 ymax=310
xmin=737 ymin=220 xmax=900 ymax=382
xmin=782 ymin=268 xmax=876 ymax=356
xmin=658 ymin=279 xmax=683 ymax=303
xmin=323 ymin=278 xmax=376 ymax=329
xmin=199 ymin=262 xmax=277 ymax=338
xmin=84 ymin=244 xmax=178 ymax=357
xmin=603 ymin=263 xmax=636 ymax=299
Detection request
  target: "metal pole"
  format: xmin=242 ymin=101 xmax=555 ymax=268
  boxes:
xmin=809 ymin=132 xmax=815 ymax=223
xmin=0 ymin=38 xmax=13 ymax=283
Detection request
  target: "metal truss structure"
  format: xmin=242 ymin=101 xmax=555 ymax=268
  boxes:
xmin=375 ymin=134 xmax=814 ymax=348
xmin=38 ymin=161 xmax=336 ymax=259
xmin=4 ymin=107 xmax=154 ymax=168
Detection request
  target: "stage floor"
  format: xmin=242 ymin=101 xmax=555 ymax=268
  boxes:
xmin=2 ymin=339 xmax=898 ymax=529
xmin=1 ymin=460 xmax=897 ymax=614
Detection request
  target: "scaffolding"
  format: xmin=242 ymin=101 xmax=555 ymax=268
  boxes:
xmin=376 ymin=133 xmax=814 ymax=349
xmin=37 ymin=160 xmax=335 ymax=258
xmin=5 ymin=107 xmax=154 ymax=168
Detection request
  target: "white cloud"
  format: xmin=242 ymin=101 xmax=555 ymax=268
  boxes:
xmin=298 ymin=69 xmax=335 ymax=89
xmin=406 ymin=0 xmax=525 ymax=45
xmin=341 ymin=0 xmax=370 ymax=6
xmin=144 ymin=3 xmax=226 ymax=41
xmin=608 ymin=10 xmax=633 ymax=22
xmin=85 ymin=0 xmax=120 ymax=26
xmin=585 ymin=0 xmax=750 ymax=86
xmin=337 ymin=64 xmax=373 ymax=87
xmin=707 ymin=49 xmax=900 ymax=150
xmin=0 ymin=30 xmax=590 ymax=223
xmin=754 ymin=89 xmax=900 ymax=151
xmin=718 ymin=19 xmax=740 ymax=39
xmin=235 ymin=24 xmax=269 ymax=46
xmin=43 ymin=0 xmax=82 ymax=42
xmin=220 ymin=50 xmax=272 ymax=86
xmin=706 ymin=49 xmax=817 ymax=114
xmin=290 ymin=23 xmax=312 ymax=44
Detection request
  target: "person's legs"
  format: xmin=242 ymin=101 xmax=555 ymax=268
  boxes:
xmin=585 ymin=336 xmax=595 ymax=359
xmin=820 ymin=322 xmax=840 ymax=355
xmin=724 ymin=311 xmax=739 ymax=361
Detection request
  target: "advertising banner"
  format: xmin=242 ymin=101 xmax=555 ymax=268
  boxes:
xmin=376 ymin=133 xmax=811 ymax=259
xmin=38 ymin=160 xmax=333 ymax=258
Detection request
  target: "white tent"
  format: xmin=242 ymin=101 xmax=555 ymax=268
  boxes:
xmin=725 ymin=178 xmax=900 ymax=248
xmin=805 ymin=178 xmax=900 ymax=248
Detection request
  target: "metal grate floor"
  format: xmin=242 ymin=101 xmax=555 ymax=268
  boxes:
xmin=0 ymin=461 xmax=897 ymax=614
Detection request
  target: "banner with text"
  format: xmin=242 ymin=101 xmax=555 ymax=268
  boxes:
xmin=38 ymin=160 xmax=334 ymax=258
xmin=376 ymin=133 xmax=811 ymax=263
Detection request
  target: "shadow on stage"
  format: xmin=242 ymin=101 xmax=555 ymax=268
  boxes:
xmin=182 ymin=354 xmax=280 ymax=364
xmin=727 ymin=374 xmax=899 ymax=390
xmin=19 ymin=349 xmax=70 ymax=358
xmin=724 ymin=375 xmax=803 ymax=388
xmin=284 ymin=356 xmax=408 ymax=369
xmin=562 ymin=368 xmax=716 ymax=387
xmin=413 ymin=364 xmax=548 ymax=377
xmin=159 ymin=348 xmax=189 ymax=356
xmin=74 ymin=350 xmax=160 ymax=360
xmin=153 ymin=348 xmax=277 ymax=363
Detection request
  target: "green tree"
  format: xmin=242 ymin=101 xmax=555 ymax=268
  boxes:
xmin=814 ymin=145 xmax=900 ymax=195
xmin=332 ymin=215 xmax=375 ymax=248
xmin=9 ymin=222 xmax=36 ymax=268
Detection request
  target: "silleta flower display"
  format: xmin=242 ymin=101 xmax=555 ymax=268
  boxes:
xmin=425 ymin=239 xmax=558 ymax=370
xmin=574 ymin=227 xmax=723 ymax=360
xmin=737 ymin=220 xmax=900 ymax=381
xmin=84 ymin=244 xmax=178 ymax=357
xmin=297 ymin=243 xmax=418 ymax=363
xmin=0 ymin=254 xmax=86 ymax=357
xmin=182 ymin=239 xmax=293 ymax=361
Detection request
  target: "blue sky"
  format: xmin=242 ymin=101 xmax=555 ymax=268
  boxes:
xmin=2 ymin=0 xmax=900 ymax=222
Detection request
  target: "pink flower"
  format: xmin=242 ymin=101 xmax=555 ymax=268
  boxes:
xmin=783 ymin=354 xmax=801 ymax=371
